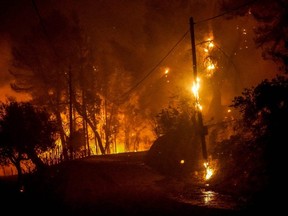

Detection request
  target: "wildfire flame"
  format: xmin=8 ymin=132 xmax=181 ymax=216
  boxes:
xmin=207 ymin=63 xmax=215 ymax=71
xmin=164 ymin=68 xmax=170 ymax=75
xmin=204 ymin=162 xmax=213 ymax=180
xmin=203 ymin=40 xmax=217 ymax=78
xmin=192 ymin=78 xmax=213 ymax=181
xmin=208 ymin=41 xmax=214 ymax=48
xmin=191 ymin=78 xmax=202 ymax=111
xmin=191 ymin=77 xmax=200 ymax=99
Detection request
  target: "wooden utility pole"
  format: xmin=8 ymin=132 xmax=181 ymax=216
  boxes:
xmin=189 ymin=17 xmax=208 ymax=160
xmin=190 ymin=17 xmax=198 ymax=78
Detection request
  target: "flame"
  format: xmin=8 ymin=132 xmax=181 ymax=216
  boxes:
xmin=189 ymin=36 xmax=217 ymax=182
xmin=204 ymin=162 xmax=213 ymax=180
xmin=164 ymin=68 xmax=170 ymax=75
xmin=207 ymin=63 xmax=215 ymax=71
xmin=191 ymin=77 xmax=200 ymax=99
xmin=191 ymin=78 xmax=203 ymax=111
xmin=208 ymin=41 xmax=214 ymax=48
xmin=203 ymin=39 xmax=217 ymax=78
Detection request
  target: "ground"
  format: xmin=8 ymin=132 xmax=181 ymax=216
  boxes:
xmin=0 ymin=151 xmax=267 ymax=215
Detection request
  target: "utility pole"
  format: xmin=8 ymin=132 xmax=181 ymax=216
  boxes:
xmin=189 ymin=17 xmax=208 ymax=160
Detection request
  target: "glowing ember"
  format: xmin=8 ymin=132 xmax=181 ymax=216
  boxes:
xmin=164 ymin=68 xmax=170 ymax=75
xmin=207 ymin=63 xmax=215 ymax=71
xmin=208 ymin=41 xmax=214 ymax=48
xmin=204 ymin=162 xmax=213 ymax=180
xmin=180 ymin=159 xmax=185 ymax=164
xmin=19 ymin=185 xmax=25 ymax=193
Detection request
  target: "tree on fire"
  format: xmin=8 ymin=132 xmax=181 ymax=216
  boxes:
xmin=9 ymin=11 xmax=106 ymax=157
xmin=221 ymin=0 xmax=288 ymax=73
xmin=212 ymin=75 xmax=288 ymax=198
xmin=95 ymin=58 xmax=136 ymax=153
xmin=0 ymin=100 xmax=58 ymax=182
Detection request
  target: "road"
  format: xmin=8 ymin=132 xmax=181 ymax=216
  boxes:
xmin=2 ymin=152 xmax=244 ymax=215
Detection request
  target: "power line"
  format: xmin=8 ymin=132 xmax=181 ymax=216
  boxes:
xmin=195 ymin=0 xmax=258 ymax=24
xmin=117 ymin=1 xmax=258 ymax=104
xmin=31 ymin=0 xmax=257 ymax=106
xmin=116 ymin=30 xmax=189 ymax=103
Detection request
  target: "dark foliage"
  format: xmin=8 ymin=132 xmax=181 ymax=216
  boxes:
xmin=212 ymin=75 xmax=288 ymax=207
xmin=0 ymin=100 xmax=59 ymax=174
xmin=146 ymin=93 xmax=203 ymax=176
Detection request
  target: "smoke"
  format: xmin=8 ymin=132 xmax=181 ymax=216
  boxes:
xmin=0 ymin=36 xmax=11 ymax=87
xmin=0 ymin=0 xmax=279 ymax=111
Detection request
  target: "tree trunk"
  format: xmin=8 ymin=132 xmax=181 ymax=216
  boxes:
xmin=55 ymin=110 xmax=68 ymax=161
xmin=27 ymin=150 xmax=47 ymax=171
xmin=94 ymin=129 xmax=105 ymax=154
xmin=73 ymin=101 xmax=105 ymax=154
xmin=13 ymin=159 xmax=23 ymax=191
xmin=82 ymin=118 xmax=105 ymax=155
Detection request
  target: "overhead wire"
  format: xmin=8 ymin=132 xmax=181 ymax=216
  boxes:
xmin=195 ymin=0 xmax=258 ymax=24
xmin=31 ymin=0 xmax=257 ymax=106
xmin=116 ymin=0 xmax=258 ymax=104
xmin=116 ymin=30 xmax=189 ymax=104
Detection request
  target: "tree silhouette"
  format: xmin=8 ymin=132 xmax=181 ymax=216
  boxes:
xmin=0 ymin=100 xmax=58 ymax=182
xmin=212 ymin=75 xmax=288 ymax=201
xmin=232 ymin=75 xmax=288 ymax=170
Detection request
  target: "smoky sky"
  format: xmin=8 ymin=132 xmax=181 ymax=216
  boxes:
xmin=0 ymin=0 xmax=278 ymax=114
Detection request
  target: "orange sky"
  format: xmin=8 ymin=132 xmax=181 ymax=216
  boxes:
xmin=0 ymin=36 xmax=31 ymax=102
xmin=0 ymin=83 xmax=31 ymax=102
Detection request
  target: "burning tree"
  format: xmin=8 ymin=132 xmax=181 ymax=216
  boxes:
xmin=9 ymin=11 xmax=105 ymax=158
xmin=9 ymin=9 xmax=154 ymax=158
